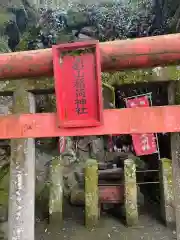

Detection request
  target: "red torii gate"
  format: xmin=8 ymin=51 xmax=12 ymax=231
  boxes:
xmin=1 ymin=34 xmax=180 ymax=240
xmin=0 ymin=34 xmax=180 ymax=138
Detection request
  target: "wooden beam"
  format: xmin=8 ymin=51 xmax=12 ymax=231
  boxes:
xmin=0 ymin=78 xmax=54 ymax=93
xmin=8 ymin=83 xmax=36 ymax=240
xmin=0 ymin=78 xmax=110 ymax=96
xmin=1 ymin=106 xmax=180 ymax=139
xmin=1 ymin=34 xmax=180 ymax=80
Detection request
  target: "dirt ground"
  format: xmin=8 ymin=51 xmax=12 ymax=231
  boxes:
xmin=36 ymin=203 xmax=176 ymax=240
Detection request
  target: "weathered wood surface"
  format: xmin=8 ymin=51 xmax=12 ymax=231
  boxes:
xmin=1 ymin=34 xmax=180 ymax=80
xmin=1 ymin=106 xmax=180 ymax=139
xmin=124 ymin=158 xmax=138 ymax=226
xmin=8 ymin=83 xmax=36 ymax=240
xmin=76 ymin=168 xmax=123 ymax=182
xmin=49 ymin=156 xmax=63 ymax=224
xmin=0 ymin=78 xmax=54 ymax=93
xmin=85 ymin=159 xmax=99 ymax=229
xmin=159 ymin=158 xmax=175 ymax=228
xmin=0 ymin=67 xmax=178 ymax=94
xmin=168 ymin=82 xmax=180 ymax=239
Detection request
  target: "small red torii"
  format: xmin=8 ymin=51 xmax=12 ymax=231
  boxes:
xmin=0 ymin=34 xmax=180 ymax=139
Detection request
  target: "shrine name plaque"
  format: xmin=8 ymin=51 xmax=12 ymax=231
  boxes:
xmin=52 ymin=41 xmax=103 ymax=128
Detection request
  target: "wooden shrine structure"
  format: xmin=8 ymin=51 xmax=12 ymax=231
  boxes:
xmin=0 ymin=33 xmax=180 ymax=239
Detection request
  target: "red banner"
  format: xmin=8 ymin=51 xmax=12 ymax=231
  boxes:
xmin=125 ymin=95 xmax=158 ymax=156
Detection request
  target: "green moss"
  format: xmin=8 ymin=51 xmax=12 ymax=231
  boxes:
xmin=160 ymin=158 xmax=174 ymax=224
xmin=16 ymin=26 xmax=41 ymax=51
xmin=161 ymin=158 xmax=173 ymax=190
xmin=0 ymin=77 xmax=54 ymax=92
xmin=0 ymin=8 xmax=14 ymax=26
xmin=85 ymin=159 xmax=99 ymax=229
xmin=12 ymin=82 xmax=31 ymax=113
xmin=124 ymin=159 xmax=138 ymax=226
xmin=0 ymin=38 xmax=11 ymax=53
xmin=0 ymin=42 xmax=11 ymax=208
xmin=0 ymin=170 xmax=9 ymax=206
xmin=102 ymin=82 xmax=115 ymax=106
xmin=56 ymin=29 xmax=74 ymax=44
xmin=49 ymin=156 xmax=63 ymax=224
xmin=66 ymin=10 xmax=87 ymax=27
xmin=102 ymin=65 xmax=180 ymax=86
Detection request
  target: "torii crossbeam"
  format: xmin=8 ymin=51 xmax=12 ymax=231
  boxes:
xmin=1 ymin=33 xmax=180 ymax=240
xmin=0 ymin=106 xmax=180 ymax=139
xmin=0 ymin=34 xmax=180 ymax=138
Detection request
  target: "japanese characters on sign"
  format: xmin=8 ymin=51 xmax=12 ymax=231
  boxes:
xmin=73 ymin=57 xmax=88 ymax=116
xmin=53 ymin=41 xmax=103 ymax=128
xmin=132 ymin=133 xmax=157 ymax=156
xmin=125 ymin=95 xmax=158 ymax=156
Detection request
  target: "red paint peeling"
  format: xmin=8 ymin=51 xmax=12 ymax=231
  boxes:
xmin=0 ymin=106 xmax=180 ymax=139
xmin=1 ymin=34 xmax=180 ymax=79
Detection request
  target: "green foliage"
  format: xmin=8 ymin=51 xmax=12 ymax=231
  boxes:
xmin=0 ymin=8 xmax=14 ymax=36
xmin=0 ymin=166 xmax=9 ymax=207
xmin=16 ymin=35 xmax=29 ymax=50
xmin=66 ymin=10 xmax=87 ymax=27
xmin=56 ymin=29 xmax=74 ymax=44
xmin=16 ymin=34 xmax=29 ymax=51
xmin=132 ymin=156 xmax=146 ymax=169
xmin=0 ymin=8 xmax=14 ymax=26
xmin=101 ymin=70 xmax=152 ymax=86
xmin=0 ymin=37 xmax=11 ymax=53
xmin=16 ymin=26 xmax=41 ymax=51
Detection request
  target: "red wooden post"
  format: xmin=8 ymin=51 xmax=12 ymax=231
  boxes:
xmin=1 ymin=34 xmax=180 ymax=237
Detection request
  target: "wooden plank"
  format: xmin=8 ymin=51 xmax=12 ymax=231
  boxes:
xmin=168 ymin=82 xmax=180 ymax=238
xmin=8 ymin=84 xmax=36 ymax=240
xmin=1 ymin=106 xmax=180 ymax=139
